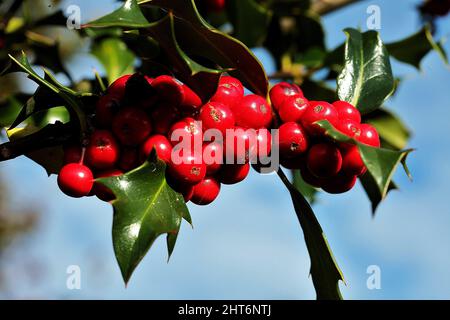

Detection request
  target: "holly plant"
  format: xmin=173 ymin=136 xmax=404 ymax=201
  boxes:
xmin=0 ymin=0 xmax=448 ymax=300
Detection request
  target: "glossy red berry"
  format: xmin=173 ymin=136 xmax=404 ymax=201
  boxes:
xmin=218 ymin=163 xmax=250 ymax=185
xmin=86 ymin=130 xmax=120 ymax=170
xmin=337 ymin=118 xmax=361 ymax=139
xmin=169 ymin=117 xmax=203 ymax=147
xmin=199 ymin=101 xmax=235 ymax=135
xmin=181 ymin=84 xmax=202 ymax=111
xmin=150 ymin=103 xmax=179 ymax=135
xmin=63 ymin=145 xmax=82 ymax=164
xmin=57 ymin=163 xmax=93 ymax=198
xmin=165 ymin=173 xmax=194 ymax=202
xmin=203 ymin=142 xmax=223 ymax=175
xmin=306 ymin=143 xmax=342 ymax=178
xmin=278 ymin=122 xmax=309 ymax=159
xmin=141 ymin=134 xmax=173 ymax=164
xmin=151 ymin=75 xmax=184 ymax=106
xmin=253 ymin=128 xmax=272 ymax=159
xmin=269 ymin=82 xmax=303 ymax=111
xmin=358 ymin=124 xmax=380 ymax=147
xmin=279 ymin=94 xmax=309 ymax=123
xmin=205 ymin=0 xmax=225 ymax=12
xmin=168 ymin=152 xmax=207 ymax=185
xmin=119 ymin=147 xmax=141 ymax=172
xmin=191 ymin=177 xmax=221 ymax=205
xmin=108 ymin=74 xmax=132 ymax=100
xmin=93 ymin=169 xmax=122 ymax=201
xmin=225 ymin=127 xmax=255 ymax=163
xmin=234 ymin=94 xmax=272 ymax=129
xmin=300 ymin=161 xmax=322 ymax=188
xmin=95 ymin=94 xmax=121 ymax=128
xmin=340 ymin=146 xmax=366 ymax=176
xmin=321 ymin=172 xmax=357 ymax=194
xmin=211 ymin=76 xmax=244 ymax=110
xmin=333 ymin=101 xmax=361 ymax=123
xmin=112 ymin=107 xmax=152 ymax=146
xmin=301 ymin=101 xmax=339 ymax=136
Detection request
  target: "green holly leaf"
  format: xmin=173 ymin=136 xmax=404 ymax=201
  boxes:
xmin=83 ymin=0 xmax=152 ymax=29
xmin=337 ymin=28 xmax=394 ymax=114
xmin=386 ymin=25 xmax=448 ymax=69
xmin=226 ymin=0 xmax=273 ymax=47
xmin=142 ymin=0 xmax=269 ymax=96
xmin=97 ymin=157 xmax=191 ymax=284
xmin=0 ymin=94 xmax=28 ymax=128
xmin=364 ymin=108 xmax=411 ymax=150
xmin=317 ymin=120 xmax=413 ymax=212
xmin=278 ymin=169 xmax=344 ymax=300
xmin=292 ymin=169 xmax=317 ymax=204
xmin=92 ymin=37 xmax=136 ymax=85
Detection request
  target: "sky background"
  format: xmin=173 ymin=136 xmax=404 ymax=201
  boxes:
xmin=1 ymin=0 xmax=450 ymax=299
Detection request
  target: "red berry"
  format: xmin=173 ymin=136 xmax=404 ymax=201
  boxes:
xmin=165 ymin=173 xmax=195 ymax=202
xmin=112 ymin=107 xmax=152 ymax=146
xmin=306 ymin=143 xmax=342 ymax=178
xmin=203 ymin=142 xmax=223 ymax=175
xmin=321 ymin=173 xmax=357 ymax=194
xmin=151 ymin=75 xmax=184 ymax=106
xmin=205 ymin=0 xmax=226 ymax=12
xmin=199 ymin=101 xmax=235 ymax=135
xmin=119 ymin=147 xmax=141 ymax=172
xmin=211 ymin=76 xmax=244 ymax=110
xmin=337 ymin=118 xmax=361 ymax=139
xmin=86 ymin=130 xmax=120 ymax=170
xmin=150 ymin=103 xmax=179 ymax=135
xmin=93 ymin=169 xmax=123 ymax=201
xmin=63 ymin=145 xmax=82 ymax=164
xmin=57 ymin=163 xmax=93 ymax=198
xmin=218 ymin=163 xmax=250 ymax=185
xmin=300 ymin=162 xmax=322 ymax=188
xmin=340 ymin=146 xmax=366 ymax=176
xmin=253 ymin=128 xmax=272 ymax=159
xmin=168 ymin=152 xmax=206 ymax=185
xmin=181 ymin=84 xmax=202 ymax=111
xmin=301 ymin=101 xmax=339 ymax=136
xmin=95 ymin=95 xmax=121 ymax=128
xmin=224 ymin=127 xmax=255 ymax=163
xmin=279 ymin=94 xmax=309 ymax=123
xmin=333 ymin=101 xmax=361 ymax=123
xmin=269 ymin=82 xmax=303 ymax=111
xmin=169 ymin=117 xmax=203 ymax=148
xmin=280 ymin=155 xmax=303 ymax=170
xmin=191 ymin=177 xmax=221 ymax=205
xmin=234 ymin=94 xmax=272 ymax=129
xmin=278 ymin=122 xmax=309 ymax=159
xmin=358 ymin=124 xmax=380 ymax=147
xmin=108 ymin=74 xmax=132 ymax=100
xmin=141 ymin=134 xmax=173 ymax=164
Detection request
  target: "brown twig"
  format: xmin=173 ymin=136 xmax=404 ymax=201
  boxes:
xmin=310 ymin=0 xmax=363 ymax=16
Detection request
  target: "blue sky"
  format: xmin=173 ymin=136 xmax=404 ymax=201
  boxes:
xmin=1 ymin=0 xmax=450 ymax=299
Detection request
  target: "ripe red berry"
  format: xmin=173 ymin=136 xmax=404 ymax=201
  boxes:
xmin=151 ymin=75 xmax=184 ymax=106
xmin=150 ymin=103 xmax=179 ymax=135
xmin=278 ymin=94 xmax=309 ymax=123
xmin=95 ymin=94 xmax=121 ymax=128
xmin=321 ymin=173 xmax=357 ymax=194
xmin=218 ymin=163 xmax=250 ymax=185
xmin=169 ymin=117 xmax=203 ymax=147
xmin=119 ymin=147 xmax=141 ymax=172
xmin=340 ymin=146 xmax=366 ymax=176
xmin=306 ymin=143 xmax=342 ymax=178
xmin=203 ymin=142 xmax=223 ymax=175
xmin=333 ymin=101 xmax=361 ymax=123
xmin=86 ymin=130 xmax=120 ymax=170
xmin=112 ymin=107 xmax=152 ymax=146
xmin=168 ymin=152 xmax=207 ymax=185
xmin=141 ymin=134 xmax=173 ymax=164
xmin=93 ymin=169 xmax=123 ymax=201
xmin=301 ymin=101 xmax=339 ymax=136
xmin=57 ymin=163 xmax=93 ymax=198
xmin=269 ymin=82 xmax=303 ymax=111
xmin=205 ymin=0 xmax=226 ymax=12
xmin=233 ymin=94 xmax=272 ymax=129
xmin=199 ymin=101 xmax=235 ymax=135
xmin=181 ymin=84 xmax=202 ymax=111
xmin=191 ymin=177 xmax=221 ymax=205
xmin=358 ymin=124 xmax=380 ymax=147
xmin=108 ymin=74 xmax=132 ymax=100
xmin=300 ymin=161 xmax=322 ymax=188
xmin=63 ymin=145 xmax=82 ymax=164
xmin=278 ymin=122 xmax=309 ymax=159
xmin=225 ymin=127 xmax=255 ymax=163
xmin=211 ymin=76 xmax=244 ymax=110
xmin=253 ymin=128 xmax=272 ymax=159
xmin=337 ymin=118 xmax=361 ymax=139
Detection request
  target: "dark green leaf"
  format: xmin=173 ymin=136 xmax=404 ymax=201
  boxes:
xmin=359 ymin=175 xmax=398 ymax=214
xmin=97 ymin=158 xmax=190 ymax=284
xmin=277 ymin=169 xmax=344 ymax=300
xmin=292 ymin=169 xmax=317 ymax=204
xmin=337 ymin=29 xmax=394 ymax=114
xmin=387 ymin=25 xmax=448 ymax=69
xmin=0 ymin=94 xmax=28 ymax=128
xmin=82 ymin=0 xmax=152 ymax=29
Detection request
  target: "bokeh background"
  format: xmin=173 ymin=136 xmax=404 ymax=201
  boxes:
xmin=1 ymin=0 xmax=449 ymax=299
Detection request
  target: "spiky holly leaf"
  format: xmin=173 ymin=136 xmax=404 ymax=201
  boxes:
xmin=96 ymin=156 xmax=191 ymax=284
xmin=337 ymin=29 xmax=394 ymax=114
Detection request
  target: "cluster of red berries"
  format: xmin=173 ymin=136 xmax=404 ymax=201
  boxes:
xmin=270 ymin=82 xmax=381 ymax=194
xmin=57 ymin=73 xmax=274 ymax=205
